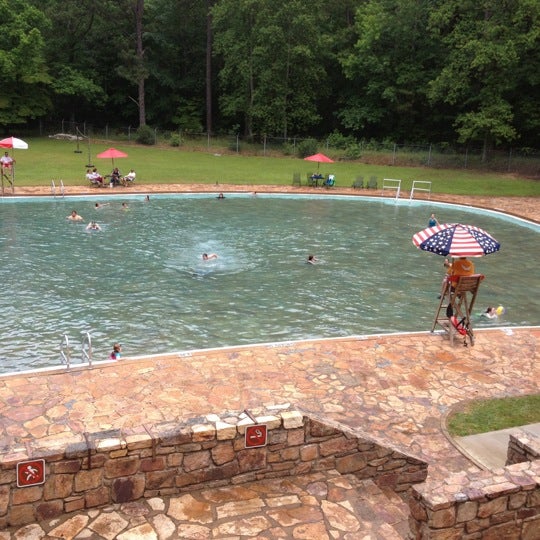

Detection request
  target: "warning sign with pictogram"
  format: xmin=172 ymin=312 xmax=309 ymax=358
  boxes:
xmin=245 ymin=424 xmax=267 ymax=448
xmin=17 ymin=459 xmax=46 ymax=487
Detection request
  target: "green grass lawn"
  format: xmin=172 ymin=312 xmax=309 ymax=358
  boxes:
xmin=5 ymin=137 xmax=540 ymax=196
xmin=447 ymin=394 xmax=540 ymax=436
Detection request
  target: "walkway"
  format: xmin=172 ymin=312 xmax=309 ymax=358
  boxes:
xmin=1 ymin=328 xmax=539 ymax=538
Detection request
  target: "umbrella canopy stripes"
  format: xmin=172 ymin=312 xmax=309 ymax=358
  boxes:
xmin=0 ymin=137 xmax=29 ymax=149
xmin=412 ymin=223 xmax=500 ymax=258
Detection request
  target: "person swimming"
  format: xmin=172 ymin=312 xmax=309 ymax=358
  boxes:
xmin=202 ymin=253 xmax=218 ymax=261
xmin=86 ymin=221 xmax=102 ymax=231
xmin=482 ymin=306 xmax=505 ymax=319
xmin=307 ymin=255 xmax=318 ymax=264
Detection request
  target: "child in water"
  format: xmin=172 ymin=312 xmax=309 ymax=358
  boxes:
xmin=110 ymin=343 xmax=122 ymax=360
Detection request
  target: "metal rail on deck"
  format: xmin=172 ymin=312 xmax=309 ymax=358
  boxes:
xmin=410 ymin=180 xmax=432 ymax=201
xmin=382 ymin=178 xmax=401 ymax=201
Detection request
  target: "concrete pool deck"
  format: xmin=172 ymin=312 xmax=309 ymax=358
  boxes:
xmin=0 ymin=186 xmax=538 ymax=538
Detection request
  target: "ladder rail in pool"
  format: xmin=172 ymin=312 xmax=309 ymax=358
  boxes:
xmin=81 ymin=331 xmax=93 ymax=367
xmin=410 ymin=180 xmax=432 ymax=201
xmin=59 ymin=334 xmax=71 ymax=368
xmin=382 ymin=178 xmax=401 ymax=201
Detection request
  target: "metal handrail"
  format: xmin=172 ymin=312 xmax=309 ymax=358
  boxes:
xmin=59 ymin=180 xmax=65 ymax=198
xmin=382 ymin=178 xmax=401 ymax=201
xmin=410 ymin=180 xmax=432 ymax=201
xmin=60 ymin=334 xmax=71 ymax=368
xmin=81 ymin=331 xmax=93 ymax=367
xmin=51 ymin=180 xmax=56 ymax=197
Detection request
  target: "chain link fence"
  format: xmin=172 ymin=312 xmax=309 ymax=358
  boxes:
xmin=25 ymin=120 xmax=540 ymax=178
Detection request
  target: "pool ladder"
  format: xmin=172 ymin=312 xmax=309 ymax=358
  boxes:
xmin=60 ymin=331 xmax=93 ymax=369
xmin=51 ymin=179 xmax=65 ymax=198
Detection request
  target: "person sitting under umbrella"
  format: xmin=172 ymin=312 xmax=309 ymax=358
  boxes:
xmin=0 ymin=152 xmax=15 ymax=184
xmin=108 ymin=167 xmax=122 ymax=187
xmin=451 ymin=257 xmax=475 ymax=279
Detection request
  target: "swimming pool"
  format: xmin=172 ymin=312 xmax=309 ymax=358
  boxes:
xmin=0 ymin=194 xmax=538 ymax=373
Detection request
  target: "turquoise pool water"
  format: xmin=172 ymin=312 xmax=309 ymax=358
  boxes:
xmin=0 ymin=194 xmax=538 ymax=373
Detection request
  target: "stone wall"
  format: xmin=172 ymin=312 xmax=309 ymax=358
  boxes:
xmin=507 ymin=429 xmax=540 ymax=465
xmin=0 ymin=409 xmax=427 ymax=528
xmin=409 ymin=460 xmax=540 ymax=539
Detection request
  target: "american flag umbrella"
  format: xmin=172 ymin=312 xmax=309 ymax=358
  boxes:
xmin=412 ymin=223 xmax=500 ymax=258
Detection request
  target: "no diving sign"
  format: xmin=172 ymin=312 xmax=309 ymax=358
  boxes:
xmin=245 ymin=424 xmax=267 ymax=448
xmin=17 ymin=459 xmax=46 ymax=487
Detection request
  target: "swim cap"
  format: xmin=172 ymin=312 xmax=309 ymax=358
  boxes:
xmin=496 ymin=306 xmax=505 ymax=316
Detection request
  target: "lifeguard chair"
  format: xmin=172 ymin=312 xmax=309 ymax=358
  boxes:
xmin=432 ymin=274 xmax=484 ymax=346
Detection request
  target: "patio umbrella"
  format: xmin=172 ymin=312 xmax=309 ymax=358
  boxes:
xmin=304 ymin=153 xmax=334 ymax=171
xmin=0 ymin=136 xmax=29 ymax=150
xmin=412 ymin=223 xmax=500 ymax=258
xmin=97 ymin=147 xmax=128 ymax=168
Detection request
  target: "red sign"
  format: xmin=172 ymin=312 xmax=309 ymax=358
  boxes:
xmin=17 ymin=459 xmax=45 ymax=487
xmin=245 ymin=424 xmax=267 ymax=448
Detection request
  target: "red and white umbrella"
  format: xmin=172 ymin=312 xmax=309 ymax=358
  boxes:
xmin=0 ymin=137 xmax=29 ymax=150
xmin=412 ymin=223 xmax=500 ymax=258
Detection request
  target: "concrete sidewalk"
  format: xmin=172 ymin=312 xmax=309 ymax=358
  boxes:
xmin=454 ymin=423 xmax=540 ymax=470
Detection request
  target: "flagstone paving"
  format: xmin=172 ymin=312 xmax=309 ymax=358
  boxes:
xmin=0 ymin=188 xmax=538 ymax=538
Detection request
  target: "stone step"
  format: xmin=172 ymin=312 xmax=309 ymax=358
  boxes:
xmin=1 ymin=470 xmax=412 ymax=539
xmin=338 ymin=473 xmax=411 ymax=538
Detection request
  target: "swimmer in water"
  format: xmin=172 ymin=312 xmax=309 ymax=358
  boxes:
xmin=307 ymin=255 xmax=319 ymax=264
xmin=217 ymin=192 xmax=225 ymax=199
xmin=86 ymin=221 xmax=102 ymax=231
xmin=202 ymin=253 xmax=218 ymax=261
xmin=67 ymin=210 xmax=83 ymax=221
xmin=95 ymin=202 xmax=109 ymax=209
xmin=121 ymin=202 xmax=129 ymax=210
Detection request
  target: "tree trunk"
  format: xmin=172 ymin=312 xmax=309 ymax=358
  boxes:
xmin=206 ymin=0 xmax=213 ymax=135
xmin=135 ymin=0 xmax=146 ymax=127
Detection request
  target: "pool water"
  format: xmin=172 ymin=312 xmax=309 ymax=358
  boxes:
xmin=0 ymin=194 xmax=538 ymax=373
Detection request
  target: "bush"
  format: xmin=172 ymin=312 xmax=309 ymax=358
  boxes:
xmin=136 ymin=125 xmax=155 ymax=145
xmin=281 ymin=142 xmax=296 ymax=156
xmin=297 ymin=138 xmax=318 ymax=158
xmin=169 ymin=133 xmax=182 ymax=147
xmin=326 ymin=131 xmax=356 ymax=150
xmin=343 ymin=143 xmax=362 ymax=160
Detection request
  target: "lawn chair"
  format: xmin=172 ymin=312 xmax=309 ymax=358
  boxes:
xmin=432 ymin=274 xmax=484 ymax=346
xmin=324 ymin=174 xmax=335 ymax=188
xmin=352 ymin=176 xmax=364 ymax=189
xmin=122 ymin=170 xmax=137 ymax=186
xmin=292 ymin=172 xmax=301 ymax=187
xmin=367 ymin=176 xmax=378 ymax=189
xmin=307 ymin=173 xmax=316 ymax=187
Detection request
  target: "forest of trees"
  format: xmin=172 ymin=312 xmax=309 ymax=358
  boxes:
xmin=1 ymin=0 xmax=539 ymax=155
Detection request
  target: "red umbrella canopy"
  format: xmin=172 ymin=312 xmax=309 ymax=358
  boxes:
xmin=97 ymin=148 xmax=128 ymax=159
xmin=303 ymin=153 xmax=334 ymax=171
xmin=97 ymin=147 xmax=128 ymax=168
xmin=304 ymin=153 xmax=334 ymax=164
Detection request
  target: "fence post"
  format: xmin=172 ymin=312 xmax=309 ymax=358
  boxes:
xmin=154 ymin=128 xmax=158 ymax=145
xmin=236 ymin=134 xmax=239 ymax=153
xmin=263 ymin=135 xmax=267 ymax=156
xmin=392 ymin=143 xmax=397 ymax=165
xmin=62 ymin=119 xmax=65 ymax=133
xmin=105 ymin=124 xmax=109 ymax=139
xmin=427 ymin=144 xmax=432 ymax=166
xmin=128 ymin=126 xmax=131 ymax=141
xmin=464 ymin=148 xmax=468 ymax=169
xmin=507 ymin=148 xmax=512 ymax=172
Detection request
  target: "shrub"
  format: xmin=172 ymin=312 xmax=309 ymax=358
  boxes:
xmin=343 ymin=143 xmax=362 ymax=160
xmin=326 ymin=131 xmax=356 ymax=150
xmin=169 ymin=133 xmax=182 ymax=147
xmin=136 ymin=125 xmax=155 ymax=145
xmin=297 ymin=138 xmax=318 ymax=158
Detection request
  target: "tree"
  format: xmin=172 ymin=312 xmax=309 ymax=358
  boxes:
xmin=212 ymin=0 xmax=327 ymax=138
xmin=339 ymin=0 xmax=445 ymax=142
xmin=0 ymin=0 xmax=52 ymax=127
xmin=428 ymin=0 xmax=540 ymax=157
